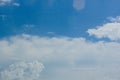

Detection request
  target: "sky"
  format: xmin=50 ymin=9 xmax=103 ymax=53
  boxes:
xmin=1 ymin=0 xmax=120 ymax=80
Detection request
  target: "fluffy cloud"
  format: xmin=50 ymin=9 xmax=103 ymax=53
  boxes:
xmin=88 ymin=16 xmax=120 ymax=41
xmin=0 ymin=34 xmax=120 ymax=80
xmin=0 ymin=0 xmax=20 ymax=6
xmin=0 ymin=34 xmax=120 ymax=63
xmin=73 ymin=0 xmax=85 ymax=11
xmin=0 ymin=61 xmax=44 ymax=80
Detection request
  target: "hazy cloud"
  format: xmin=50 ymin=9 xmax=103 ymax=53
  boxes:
xmin=73 ymin=0 xmax=85 ymax=11
xmin=0 ymin=0 xmax=20 ymax=6
xmin=12 ymin=2 xmax=20 ymax=7
xmin=0 ymin=0 xmax=11 ymax=6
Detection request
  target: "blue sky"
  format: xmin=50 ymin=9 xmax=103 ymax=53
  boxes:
xmin=1 ymin=0 xmax=120 ymax=80
xmin=0 ymin=0 xmax=120 ymax=37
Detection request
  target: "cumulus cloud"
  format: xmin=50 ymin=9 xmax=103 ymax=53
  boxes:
xmin=0 ymin=61 xmax=44 ymax=80
xmin=73 ymin=0 xmax=85 ymax=11
xmin=0 ymin=34 xmax=120 ymax=80
xmin=88 ymin=16 xmax=120 ymax=41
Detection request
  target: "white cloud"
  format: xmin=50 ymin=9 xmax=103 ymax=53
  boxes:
xmin=50 ymin=67 xmax=120 ymax=80
xmin=0 ymin=0 xmax=11 ymax=6
xmin=0 ymin=0 xmax=20 ymax=6
xmin=88 ymin=16 xmax=120 ymax=41
xmin=0 ymin=34 xmax=120 ymax=80
xmin=73 ymin=0 xmax=85 ymax=11
xmin=0 ymin=61 xmax=44 ymax=80
xmin=12 ymin=2 xmax=20 ymax=7
xmin=23 ymin=24 xmax=35 ymax=28
xmin=108 ymin=16 xmax=120 ymax=23
xmin=47 ymin=32 xmax=55 ymax=35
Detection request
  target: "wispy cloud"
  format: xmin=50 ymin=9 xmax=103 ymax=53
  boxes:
xmin=73 ymin=0 xmax=85 ymax=11
xmin=0 ymin=0 xmax=11 ymax=6
xmin=12 ymin=2 xmax=20 ymax=7
xmin=0 ymin=0 xmax=20 ymax=7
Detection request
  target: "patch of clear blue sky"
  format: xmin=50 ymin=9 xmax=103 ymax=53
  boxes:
xmin=0 ymin=0 xmax=120 ymax=38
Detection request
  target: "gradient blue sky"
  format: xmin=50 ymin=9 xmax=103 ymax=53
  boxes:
xmin=1 ymin=0 xmax=120 ymax=80
xmin=0 ymin=0 xmax=120 ymax=37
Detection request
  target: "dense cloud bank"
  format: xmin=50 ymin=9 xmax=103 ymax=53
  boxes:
xmin=0 ymin=34 xmax=120 ymax=80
